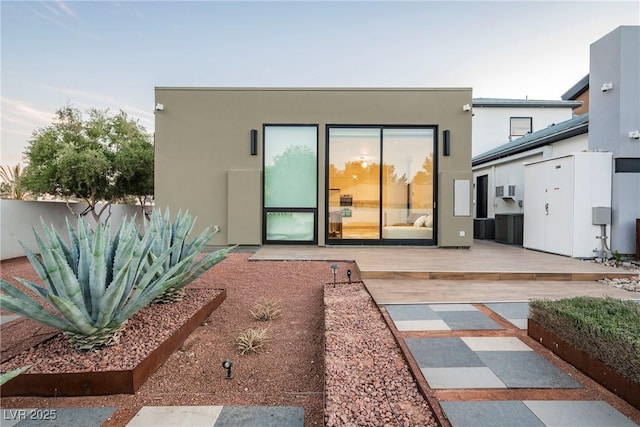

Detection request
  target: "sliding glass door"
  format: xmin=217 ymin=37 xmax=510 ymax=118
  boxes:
xmin=327 ymin=128 xmax=381 ymax=240
xmin=327 ymin=126 xmax=435 ymax=244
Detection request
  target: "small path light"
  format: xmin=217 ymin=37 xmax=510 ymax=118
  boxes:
xmin=346 ymin=269 xmax=352 ymax=283
xmin=330 ymin=264 xmax=339 ymax=287
xmin=222 ymin=359 xmax=233 ymax=379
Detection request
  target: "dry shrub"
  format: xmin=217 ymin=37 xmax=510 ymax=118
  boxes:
xmin=236 ymin=328 xmax=269 ymax=355
xmin=251 ymin=299 xmax=282 ymax=322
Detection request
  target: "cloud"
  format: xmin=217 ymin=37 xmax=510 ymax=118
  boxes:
xmin=56 ymin=1 xmax=81 ymax=21
xmin=29 ymin=6 xmax=76 ymax=33
xmin=1 ymin=97 xmax=53 ymax=127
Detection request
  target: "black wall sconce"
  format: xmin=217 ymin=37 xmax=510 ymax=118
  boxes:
xmin=250 ymin=129 xmax=258 ymax=156
xmin=443 ymin=129 xmax=451 ymax=156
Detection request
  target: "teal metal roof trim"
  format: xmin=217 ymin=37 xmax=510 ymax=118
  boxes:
xmin=561 ymin=74 xmax=589 ymax=100
xmin=472 ymin=98 xmax=583 ymax=108
xmin=472 ymin=114 xmax=589 ymax=166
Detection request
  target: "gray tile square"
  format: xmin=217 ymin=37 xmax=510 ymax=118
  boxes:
xmin=477 ymin=351 xmax=582 ymax=389
xmin=438 ymin=311 xmax=504 ymax=330
xmin=440 ymin=401 xmax=545 ymax=427
xmin=12 ymin=407 xmax=116 ymax=427
xmin=485 ymin=302 xmax=530 ymax=319
xmin=215 ymin=406 xmax=304 ymax=427
xmin=421 ymin=367 xmax=506 ymax=389
xmin=485 ymin=302 xmax=530 ymax=329
xmin=429 ymin=303 xmax=478 ymax=312
xmin=405 ymin=337 xmax=484 ymax=368
xmin=523 ymin=400 xmax=638 ymax=427
xmin=385 ymin=304 xmax=440 ymax=321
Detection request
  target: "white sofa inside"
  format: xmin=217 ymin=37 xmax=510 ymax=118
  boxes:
xmin=382 ymin=212 xmax=433 ymax=239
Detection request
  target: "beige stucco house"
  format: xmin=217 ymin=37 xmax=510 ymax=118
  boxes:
xmin=154 ymin=88 xmax=473 ymax=247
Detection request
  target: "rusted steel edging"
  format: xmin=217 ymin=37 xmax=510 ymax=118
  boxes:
xmin=1 ymin=289 xmax=226 ymax=397
xmin=528 ymin=319 xmax=640 ymax=410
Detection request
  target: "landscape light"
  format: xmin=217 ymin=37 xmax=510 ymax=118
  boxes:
xmin=222 ymin=359 xmax=233 ymax=379
xmin=330 ymin=264 xmax=339 ymax=288
xmin=347 ymin=269 xmax=352 ymax=283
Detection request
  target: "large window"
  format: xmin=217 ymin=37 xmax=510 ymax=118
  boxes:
xmin=263 ymin=125 xmax=318 ymax=243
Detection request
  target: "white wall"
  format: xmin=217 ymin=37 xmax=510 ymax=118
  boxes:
xmin=472 ymin=134 xmax=588 ymax=219
xmin=472 ymin=107 xmax=575 ymax=157
xmin=1 ymin=200 xmax=145 ymax=260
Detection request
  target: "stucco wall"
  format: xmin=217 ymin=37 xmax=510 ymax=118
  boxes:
xmin=589 ymin=26 xmax=640 ymax=255
xmin=155 ymin=88 xmax=472 ymax=247
xmin=1 ymin=200 xmax=143 ymax=260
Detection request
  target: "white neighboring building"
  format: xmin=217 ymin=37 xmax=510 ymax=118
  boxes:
xmin=472 ymin=114 xmax=588 ymax=220
xmin=472 ymin=26 xmax=639 ymax=258
xmin=471 ymin=98 xmax=581 ymax=157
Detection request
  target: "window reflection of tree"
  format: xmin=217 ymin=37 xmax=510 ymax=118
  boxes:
xmin=265 ymin=145 xmax=316 ymax=207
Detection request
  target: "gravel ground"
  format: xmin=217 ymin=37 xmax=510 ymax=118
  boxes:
xmin=2 ymin=254 xmax=438 ymax=426
xmin=324 ymin=282 xmax=437 ymax=427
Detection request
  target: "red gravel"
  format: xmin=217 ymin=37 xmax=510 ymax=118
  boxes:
xmin=324 ymin=282 xmax=437 ymax=426
xmin=1 ymin=253 xmax=438 ymax=426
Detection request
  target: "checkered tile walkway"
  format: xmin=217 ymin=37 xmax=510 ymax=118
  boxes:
xmin=384 ymin=302 xmax=638 ymax=426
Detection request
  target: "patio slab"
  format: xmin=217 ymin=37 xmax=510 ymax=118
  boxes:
xmin=386 ymin=303 xmax=503 ymax=331
xmin=406 ymin=337 xmax=582 ymax=390
xmin=440 ymin=401 xmax=544 ymax=427
xmin=485 ymin=302 xmax=530 ymax=329
xmin=441 ymin=400 xmax=638 ymax=427
xmin=477 ymin=351 xmax=582 ymax=389
xmin=523 ymin=400 xmax=639 ymax=427
xmin=125 ymin=406 xmax=304 ymax=427
xmin=1 ymin=407 xmax=115 ymax=427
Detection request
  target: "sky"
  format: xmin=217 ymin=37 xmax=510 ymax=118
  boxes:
xmin=1 ymin=1 xmax=638 ymax=166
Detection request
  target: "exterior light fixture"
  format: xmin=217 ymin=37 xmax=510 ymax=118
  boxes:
xmin=443 ymin=130 xmax=451 ymax=156
xmin=250 ymin=129 xmax=258 ymax=155
xmin=462 ymin=104 xmax=471 ymax=112
xmin=330 ymin=264 xmax=339 ymax=287
xmin=155 ymin=103 xmax=164 ymax=112
xmin=601 ymin=82 xmax=613 ymax=92
xmin=222 ymin=359 xmax=233 ymax=379
xmin=629 ymin=130 xmax=640 ymax=140
xmin=346 ymin=269 xmax=352 ymax=283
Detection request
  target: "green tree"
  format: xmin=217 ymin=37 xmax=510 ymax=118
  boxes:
xmin=22 ymin=105 xmax=154 ymax=221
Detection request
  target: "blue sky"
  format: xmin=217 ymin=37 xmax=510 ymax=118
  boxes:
xmin=1 ymin=1 xmax=638 ymax=166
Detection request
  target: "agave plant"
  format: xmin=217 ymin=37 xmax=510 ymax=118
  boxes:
xmin=0 ymin=366 xmax=30 ymax=386
xmin=145 ymin=208 xmax=231 ymax=303
xmin=0 ymin=216 xmax=193 ymax=351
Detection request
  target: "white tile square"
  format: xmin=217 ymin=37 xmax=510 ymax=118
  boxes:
xmin=421 ymin=367 xmax=507 ymax=389
xmin=126 ymin=406 xmax=224 ymax=427
xmin=395 ymin=320 xmax=451 ymax=331
xmin=524 ymin=401 xmax=638 ymax=427
xmin=429 ymin=304 xmax=477 ymax=312
xmin=461 ymin=337 xmax=532 ymax=352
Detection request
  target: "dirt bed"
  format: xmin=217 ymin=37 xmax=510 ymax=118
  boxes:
xmin=2 ymin=254 xmax=436 ymax=426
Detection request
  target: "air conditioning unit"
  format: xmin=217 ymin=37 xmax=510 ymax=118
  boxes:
xmin=495 ymin=186 xmax=504 ymax=197
xmin=508 ymin=185 xmax=516 ymax=197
